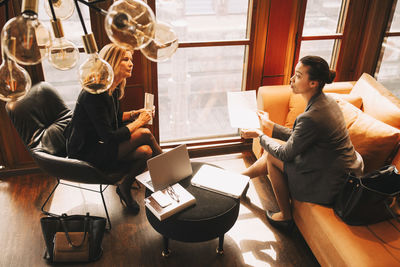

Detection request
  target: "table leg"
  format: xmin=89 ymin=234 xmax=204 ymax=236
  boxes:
xmin=216 ymin=235 xmax=224 ymax=255
xmin=161 ymin=236 xmax=171 ymax=257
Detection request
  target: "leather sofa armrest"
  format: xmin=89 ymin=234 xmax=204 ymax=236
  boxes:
xmin=257 ymin=85 xmax=291 ymax=125
xmin=252 ymin=85 xmax=291 ymax=159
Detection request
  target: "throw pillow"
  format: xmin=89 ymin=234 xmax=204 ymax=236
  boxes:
xmin=350 ymin=73 xmax=400 ymax=129
xmin=284 ymin=93 xmax=363 ymax=128
xmin=337 ymin=99 xmax=400 ymax=173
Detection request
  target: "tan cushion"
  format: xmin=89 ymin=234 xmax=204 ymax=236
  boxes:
xmin=284 ymin=93 xmax=363 ymax=128
xmin=337 ymin=99 xmax=400 ymax=173
xmin=350 ymin=73 xmax=400 ymax=129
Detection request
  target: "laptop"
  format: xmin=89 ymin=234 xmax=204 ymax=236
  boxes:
xmin=136 ymin=144 xmax=193 ymax=192
xmin=191 ymin=164 xmax=250 ymax=198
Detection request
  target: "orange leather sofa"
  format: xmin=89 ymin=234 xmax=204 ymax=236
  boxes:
xmin=252 ymin=73 xmax=400 ymax=267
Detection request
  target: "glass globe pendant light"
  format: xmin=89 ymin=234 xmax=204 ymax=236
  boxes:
xmin=49 ymin=18 xmax=79 ymax=70
xmin=0 ymin=39 xmax=31 ymax=102
xmin=1 ymin=0 xmax=51 ymax=65
xmin=140 ymin=21 xmax=178 ymax=62
xmin=79 ymin=33 xmax=113 ymax=94
xmin=104 ymin=0 xmax=156 ymax=50
xmin=44 ymin=0 xmax=75 ymax=20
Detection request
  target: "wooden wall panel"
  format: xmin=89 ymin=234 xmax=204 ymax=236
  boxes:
xmin=0 ymin=0 xmax=37 ymax=171
xmin=262 ymin=0 xmax=294 ymax=78
xmin=261 ymin=75 xmax=285 ymax=85
xmin=120 ymin=85 xmax=145 ymax=112
xmin=0 ymin=104 xmax=34 ymax=169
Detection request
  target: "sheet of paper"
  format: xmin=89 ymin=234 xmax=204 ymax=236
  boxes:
xmin=227 ymin=91 xmax=260 ymax=129
xmin=145 ymin=93 xmax=154 ymax=125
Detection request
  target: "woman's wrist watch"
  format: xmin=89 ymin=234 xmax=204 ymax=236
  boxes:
xmin=130 ymin=110 xmax=135 ymax=120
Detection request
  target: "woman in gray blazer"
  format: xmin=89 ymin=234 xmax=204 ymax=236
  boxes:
xmin=241 ymin=56 xmax=363 ymax=229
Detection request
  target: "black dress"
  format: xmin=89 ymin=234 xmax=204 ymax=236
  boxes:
xmin=65 ymin=88 xmax=130 ymax=170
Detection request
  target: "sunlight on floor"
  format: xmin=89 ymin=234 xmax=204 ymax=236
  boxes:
xmin=47 ymin=182 xmax=108 ymax=216
xmin=242 ymin=251 xmax=272 ymax=267
xmin=200 ymin=153 xmax=279 ymax=267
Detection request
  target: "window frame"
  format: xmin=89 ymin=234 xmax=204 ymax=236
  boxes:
xmin=375 ymin=0 xmax=400 ymax=78
xmin=292 ymin=0 xmax=349 ymax=77
xmin=144 ymin=0 xmax=266 ymax=155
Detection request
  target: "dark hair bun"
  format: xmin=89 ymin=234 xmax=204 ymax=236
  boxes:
xmin=326 ymin=70 xmax=336 ymax=84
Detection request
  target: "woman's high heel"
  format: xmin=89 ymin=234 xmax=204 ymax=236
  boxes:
xmin=116 ymin=186 xmax=140 ymax=214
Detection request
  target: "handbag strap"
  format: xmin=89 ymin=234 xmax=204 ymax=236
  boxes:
xmin=385 ymin=198 xmax=400 ymax=224
xmin=59 ymin=213 xmax=90 ymax=248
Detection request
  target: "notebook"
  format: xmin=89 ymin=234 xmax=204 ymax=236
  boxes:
xmin=191 ymin=165 xmax=250 ymax=198
xmin=137 ymin=144 xmax=193 ymax=192
xmin=144 ymin=183 xmax=196 ymax=221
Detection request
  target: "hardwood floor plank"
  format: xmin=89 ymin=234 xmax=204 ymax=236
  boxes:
xmin=0 ymin=152 xmax=319 ymax=267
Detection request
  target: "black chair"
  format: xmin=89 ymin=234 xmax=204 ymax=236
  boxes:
xmin=6 ymin=82 xmax=131 ymax=230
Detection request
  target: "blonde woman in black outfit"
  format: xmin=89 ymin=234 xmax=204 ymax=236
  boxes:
xmin=241 ymin=56 xmax=363 ymax=229
xmin=66 ymin=43 xmax=162 ymax=214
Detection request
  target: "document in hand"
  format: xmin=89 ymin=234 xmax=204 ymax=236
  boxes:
xmin=191 ymin=165 xmax=250 ymax=198
xmin=144 ymin=183 xmax=196 ymax=221
xmin=144 ymin=93 xmax=154 ymax=125
xmin=227 ymin=90 xmax=260 ymax=129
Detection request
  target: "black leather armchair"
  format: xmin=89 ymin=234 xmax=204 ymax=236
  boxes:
xmin=6 ymin=82 xmax=130 ymax=230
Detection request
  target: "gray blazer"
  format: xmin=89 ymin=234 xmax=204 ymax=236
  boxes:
xmin=260 ymin=92 xmax=363 ymax=205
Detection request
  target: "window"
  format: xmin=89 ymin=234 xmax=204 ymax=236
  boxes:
xmin=155 ymin=0 xmax=251 ymax=143
xmin=375 ymin=2 xmax=400 ymax=98
xmin=38 ymin=2 xmax=91 ymax=110
xmin=298 ymin=0 xmax=346 ymax=68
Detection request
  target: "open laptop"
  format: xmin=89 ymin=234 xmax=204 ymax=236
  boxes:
xmin=136 ymin=144 xmax=193 ymax=192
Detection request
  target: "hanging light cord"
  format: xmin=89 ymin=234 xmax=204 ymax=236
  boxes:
xmin=74 ymin=0 xmax=88 ymax=35
xmin=47 ymin=0 xmax=57 ymax=21
xmin=76 ymin=0 xmax=107 ymax=16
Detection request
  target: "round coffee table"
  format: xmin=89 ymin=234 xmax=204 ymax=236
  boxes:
xmin=145 ymin=162 xmax=240 ymax=256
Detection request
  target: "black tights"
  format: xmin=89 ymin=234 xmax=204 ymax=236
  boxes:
xmin=117 ymin=128 xmax=162 ymax=192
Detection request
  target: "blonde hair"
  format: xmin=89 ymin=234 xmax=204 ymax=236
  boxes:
xmin=99 ymin=43 xmax=131 ymax=99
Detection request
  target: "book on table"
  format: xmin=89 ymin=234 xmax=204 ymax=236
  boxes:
xmin=191 ymin=165 xmax=250 ymax=199
xmin=144 ymin=183 xmax=196 ymax=221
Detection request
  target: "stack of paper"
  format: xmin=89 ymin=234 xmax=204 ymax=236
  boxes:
xmin=144 ymin=183 xmax=196 ymax=221
xmin=191 ymin=165 xmax=250 ymax=198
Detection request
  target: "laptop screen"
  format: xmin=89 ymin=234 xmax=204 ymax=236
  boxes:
xmin=147 ymin=144 xmax=193 ymax=191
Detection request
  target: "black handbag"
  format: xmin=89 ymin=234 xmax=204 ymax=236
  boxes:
xmin=334 ymin=165 xmax=400 ymax=226
xmin=40 ymin=213 xmax=106 ymax=262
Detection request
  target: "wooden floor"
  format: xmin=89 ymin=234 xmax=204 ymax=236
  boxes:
xmin=0 ymin=152 xmax=319 ymax=267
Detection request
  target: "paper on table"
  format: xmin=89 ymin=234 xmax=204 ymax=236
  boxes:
xmin=145 ymin=93 xmax=154 ymax=125
xmin=227 ymin=91 xmax=260 ymax=129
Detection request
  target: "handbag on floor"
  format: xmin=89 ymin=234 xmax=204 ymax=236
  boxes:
xmin=40 ymin=213 xmax=106 ymax=262
xmin=334 ymin=165 xmax=400 ymax=225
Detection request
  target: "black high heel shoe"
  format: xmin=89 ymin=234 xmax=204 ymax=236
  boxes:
xmin=116 ymin=186 xmax=140 ymax=214
xmin=266 ymin=210 xmax=294 ymax=231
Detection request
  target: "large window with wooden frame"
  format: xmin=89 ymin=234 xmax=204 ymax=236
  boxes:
xmin=154 ymin=0 xmax=252 ymax=144
xmin=375 ymin=1 xmax=400 ymax=98
xmin=296 ymin=0 xmax=347 ymax=69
